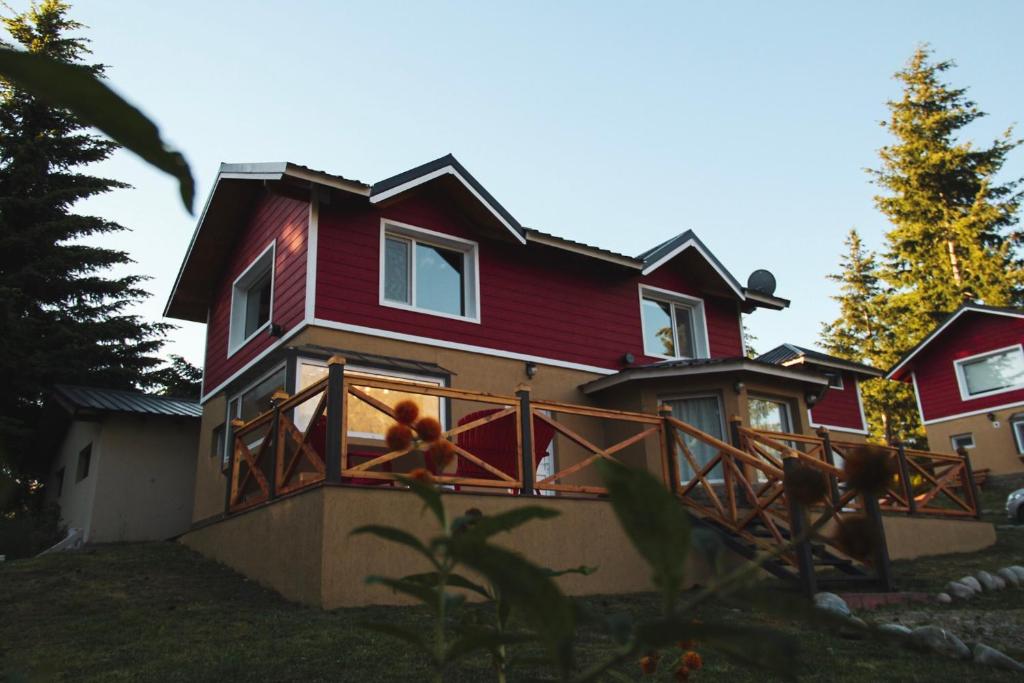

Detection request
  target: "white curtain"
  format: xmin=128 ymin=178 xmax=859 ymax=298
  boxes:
xmin=669 ymin=397 xmax=724 ymax=481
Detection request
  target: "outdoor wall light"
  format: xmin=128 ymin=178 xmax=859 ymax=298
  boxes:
xmin=622 ymin=352 xmax=636 ymax=365
xmin=732 ymin=381 xmax=745 ymax=394
xmin=987 ymin=413 xmax=997 ymax=422
xmin=805 ymin=392 xmax=819 ymax=407
xmin=525 ymin=362 xmax=538 ymax=379
xmin=269 ymin=323 xmax=283 ymax=338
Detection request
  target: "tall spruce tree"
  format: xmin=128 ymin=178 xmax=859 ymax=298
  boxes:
xmin=821 ymin=230 xmax=924 ymax=444
xmin=873 ymin=46 xmax=1024 ymax=342
xmin=0 ymin=1 xmax=168 ymax=493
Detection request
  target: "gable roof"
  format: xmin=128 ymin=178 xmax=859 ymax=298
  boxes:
xmin=52 ymin=385 xmax=202 ymax=418
xmin=758 ymin=344 xmax=883 ymax=379
xmin=370 ymin=154 xmax=525 ymax=244
xmin=887 ymin=304 xmax=1024 ymax=380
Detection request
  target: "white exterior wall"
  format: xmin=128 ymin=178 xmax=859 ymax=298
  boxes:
xmin=46 ymin=420 xmax=103 ymax=541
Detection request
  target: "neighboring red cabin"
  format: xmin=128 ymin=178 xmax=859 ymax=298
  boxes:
xmin=758 ymin=344 xmax=881 ymax=439
xmin=888 ymin=305 xmax=1024 ymax=474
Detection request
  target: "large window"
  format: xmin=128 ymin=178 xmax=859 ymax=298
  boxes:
xmin=666 ymin=395 xmax=725 ymax=481
xmin=748 ymin=397 xmax=793 ymax=434
xmin=1012 ymin=414 xmax=1024 ymax=455
xmin=955 ymin=345 xmax=1024 ymax=399
xmin=224 ymin=366 xmax=287 ymax=468
xmin=381 ymin=221 xmax=479 ymax=322
xmin=294 ymin=359 xmax=445 ymax=440
xmin=228 ymin=243 xmax=275 ymax=354
xmin=639 ymin=286 xmax=708 ymax=359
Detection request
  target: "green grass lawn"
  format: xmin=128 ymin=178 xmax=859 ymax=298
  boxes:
xmin=3 ymin=501 xmax=1024 ymax=682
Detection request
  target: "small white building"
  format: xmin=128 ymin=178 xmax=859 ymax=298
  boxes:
xmin=45 ymin=385 xmax=200 ymax=543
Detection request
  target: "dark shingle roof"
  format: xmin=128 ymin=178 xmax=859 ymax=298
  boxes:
xmin=53 ymin=385 xmax=202 ymax=418
xmin=757 ymin=344 xmax=882 ymax=378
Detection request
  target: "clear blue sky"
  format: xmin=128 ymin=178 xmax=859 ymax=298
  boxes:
xmin=44 ymin=1 xmax=1024 ymax=366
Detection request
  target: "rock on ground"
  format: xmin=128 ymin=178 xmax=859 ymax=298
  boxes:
xmin=971 ymin=643 xmax=1024 ymax=672
xmin=975 ymin=570 xmax=999 ymax=592
xmin=992 ymin=574 xmax=1007 ymax=590
xmin=958 ymin=575 xmax=983 ymax=593
xmin=935 ymin=592 xmax=952 ymax=604
xmin=1008 ymin=566 xmax=1024 ymax=582
xmin=946 ymin=581 xmax=975 ymax=600
xmin=997 ymin=567 xmax=1021 ymax=588
xmin=878 ymin=623 xmax=913 ymax=637
xmin=813 ymin=592 xmax=851 ymax=618
xmin=910 ymin=626 xmax=971 ymax=660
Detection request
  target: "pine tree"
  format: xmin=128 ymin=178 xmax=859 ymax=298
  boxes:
xmin=0 ymin=1 xmax=168 ymax=490
xmin=873 ymin=46 xmax=1024 ymax=342
xmin=147 ymin=355 xmax=202 ymax=400
xmin=820 ymin=230 xmax=924 ymax=444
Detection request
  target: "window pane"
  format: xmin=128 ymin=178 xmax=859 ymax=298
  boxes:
xmin=384 ymin=238 xmax=410 ymax=303
xmin=294 ymin=362 xmax=329 ymax=431
xmin=244 ymin=270 xmax=272 ymax=338
xmin=674 ymin=305 xmax=696 ymax=358
xmin=669 ymin=397 xmax=723 ymax=480
xmin=748 ymin=398 xmax=791 ymax=433
xmin=642 ymin=298 xmax=675 ymax=356
xmin=962 ymin=349 xmax=1024 ymax=396
xmin=239 ymin=368 xmax=287 ymax=422
xmin=415 ymin=242 xmax=464 ymax=316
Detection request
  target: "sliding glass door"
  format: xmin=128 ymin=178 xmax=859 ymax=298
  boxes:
xmin=666 ymin=395 xmax=725 ymax=482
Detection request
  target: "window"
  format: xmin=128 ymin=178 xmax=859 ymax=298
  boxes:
xmin=211 ymin=424 xmax=226 ymax=467
xmin=639 ymin=286 xmax=708 ymax=359
xmin=748 ymin=397 xmax=793 ymax=434
xmin=294 ymin=358 xmax=445 ymax=440
xmin=54 ymin=467 xmax=65 ymax=497
xmin=950 ymin=433 xmax=975 ymax=451
xmin=824 ymin=372 xmax=844 ymax=390
xmin=955 ymin=345 xmax=1024 ymax=399
xmin=666 ymin=395 xmax=725 ymax=481
xmin=76 ymin=444 xmax=92 ymax=482
xmin=1012 ymin=415 xmax=1024 ymax=455
xmin=226 ymin=366 xmax=287 ymax=468
xmin=228 ymin=242 xmax=275 ymax=354
xmin=380 ymin=221 xmax=479 ymax=322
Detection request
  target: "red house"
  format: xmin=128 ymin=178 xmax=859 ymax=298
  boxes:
xmin=888 ymin=304 xmax=1024 ymax=474
xmin=757 ymin=344 xmax=882 ymax=439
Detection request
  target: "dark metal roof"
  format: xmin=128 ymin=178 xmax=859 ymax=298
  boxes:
xmin=757 ymin=344 xmax=883 ymax=378
xmin=53 ymin=385 xmax=202 ymax=418
xmin=888 ymin=303 xmax=1024 ymax=379
xmin=370 ymin=154 xmax=525 ymax=241
xmin=579 ymin=356 xmax=827 ymax=394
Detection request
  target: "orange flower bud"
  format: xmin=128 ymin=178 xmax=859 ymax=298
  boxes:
xmin=386 ymin=424 xmax=413 ymax=452
xmin=638 ymin=655 xmax=658 ymax=675
xmin=393 ymin=400 xmax=420 ymax=425
xmin=843 ymin=445 xmax=897 ymax=494
xmin=682 ymin=651 xmax=702 ymax=671
xmin=784 ymin=462 xmax=828 ymax=505
xmin=673 ymin=665 xmax=691 ymax=681
xmin=426 ymin=439 xmax=457 ymax=472
xmin=408 ymin=467 xmax=434 ymax=484
xmin=414 ymin=416 xmax=443 ymax=442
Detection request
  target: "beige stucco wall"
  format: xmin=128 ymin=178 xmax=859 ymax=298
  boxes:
xmin=882 ymin=514 xmax=996 ymax=560
xmin=88 ymin=415 xmax=199 ymax=543
xmin=193 ymin=393 xmax=228 ymax=522
xmin=46 ymin=420 xmax=103 ymax=540
xmin=925 ymin=407 xmax=1024 ymax=475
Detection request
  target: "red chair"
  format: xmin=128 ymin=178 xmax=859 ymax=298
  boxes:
xmin=454 ymin=409 xmax=557 ymax=483
xmin=307 ymin=415 xmax=393 ymax=486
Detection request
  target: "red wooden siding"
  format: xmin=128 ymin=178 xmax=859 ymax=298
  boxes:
xmin=203 ymin=192 xmax=309 ymax=393
xmin=314 ymin=188 xmax=743 ymax=371
xmin=810 ymin=371 xmax=864 ymax=431
xmin=910 ymin=312 xmax=1024 ymax=422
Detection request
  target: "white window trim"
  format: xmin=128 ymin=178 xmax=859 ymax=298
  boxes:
xmin=1012 ymin=416 xmax=1024 ymax=454
xmin=953 ymin=343 xmax=1024 ymax=401
xmin=227 ymin=241 xmax=276 ymax=357
xmin=296 ymin=356 xmax=448 ymax=440
xmin=825 ymin=371 xmax=845 ymax=390
xmin=638 ymin=284 xmax=710 ymax=360
xmin=807 ymin=378 xmax=869 ymax=435
xmin=660 ymin=392 xmax=727 ymax=483
xmin=950 ymin=433 xmax=975 ymax=451
xmin=378 ymin=219 xmax=481 ymax=324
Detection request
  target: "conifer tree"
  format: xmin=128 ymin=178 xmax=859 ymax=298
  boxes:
xmin=0 ymin=1 xmax=168 ymax=490
xmin=873 ymin=46 xmax=1023 ymax=342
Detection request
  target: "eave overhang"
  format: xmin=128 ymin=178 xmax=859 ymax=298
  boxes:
xmin=580 ymin=358 xmax=828 ymax=395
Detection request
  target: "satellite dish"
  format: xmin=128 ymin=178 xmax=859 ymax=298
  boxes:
xmin=747 ymin=269 xmax=777 ymax=296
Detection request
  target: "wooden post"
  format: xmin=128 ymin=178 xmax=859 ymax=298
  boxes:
xmin=325 ymin=356 xmax=346 ymax=484
xmin=269 ymin=390 xmax=289 ymax=497
xmin=861 ymin=488 xmax=894 ymax=591
xmin=894 ymin=441 xmax=916 ymax=515
xmin=225 ymin=419 xmax=244 ymax=514
xmin=783 ymin=456 xmax=817 ymax=598
xmin=728 ymin=415 xmax=744 ymax=451
xmin=817 ymin=427 xmax=842 ymax=510
xmin=728 ymin=416 xmax=745 ymax=510
xmin=517 ymin=386 xmax=535 ymax=496
xmin=659 ymin=404 xmax=678 ymax=492
xmin=957 ymin=447 xmax=982 ymax=519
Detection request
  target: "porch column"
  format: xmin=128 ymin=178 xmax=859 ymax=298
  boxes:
xmin=325 ymin=355 xmax=346 ymax=484
xmin=517 ymin=385 xmax=534 ymax=496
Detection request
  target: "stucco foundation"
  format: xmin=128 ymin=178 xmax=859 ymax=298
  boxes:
xmin=925 ymin=407 xmax=1024 ymax=475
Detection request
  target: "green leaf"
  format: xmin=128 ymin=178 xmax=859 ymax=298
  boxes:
xmin=402 ymin=571 xmax=491 ymax=599
xmin=395 ymin=475 xmax=446 ymax=526
xmin=0 ymin=48 xmax=194 ymax=212
xmin=365 ymin=576 xmax=439 ymax=609
xmin=596 ymin=459 xmax=690 ymax=606
xmin=449 ymin=537 xmax=576 ymax=675
xmin=350 ymin=525 xmax=436 ymax=565
xmin=444 ymin=629 xmax=537 ymax=663
xmin=452 ymin=506 xmax=559 ymax=540
xmin=543 ymin=565 xmax=598 ymax=578
xmin=360 ymin=622 xmax=433 ymax=658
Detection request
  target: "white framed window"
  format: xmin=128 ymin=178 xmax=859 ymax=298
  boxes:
xmin=950 ymin=433 xmax=975 ymax=451
xmin=228 ymin=242 xmax=275 ymax=355
xmin=663 ymin=394 xmax=726 ymax=482
xmin=294 ymin=357 xmax=447 ymax=440
xmin=824 ymin=371 xmax=845 ymax=390
xmin=379 ymin=220 xmax=480 ymax=323
xmin=954 ymin=344 xmax=1024 ymax=400
xmin=638 ymin=285 xmax=709 ymax=359
xmin=1011 ymin=415 xmax=1024 ymax=455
